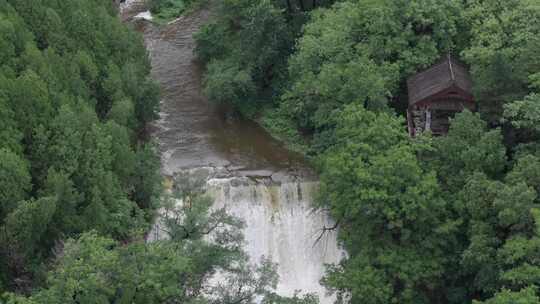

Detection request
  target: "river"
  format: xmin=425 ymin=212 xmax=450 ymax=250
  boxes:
xmin=120 ymin=2 xmax=344 ymax=302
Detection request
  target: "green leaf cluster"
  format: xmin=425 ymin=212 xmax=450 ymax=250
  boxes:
xmin=0 ymin=0 xmax=161 ymax=292
xmin=195 ymin=0 xmax=540 ymax=302
xmin=4 ymin=186 xmax=319 ymax=304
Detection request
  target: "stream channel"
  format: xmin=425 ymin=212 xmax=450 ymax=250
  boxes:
xmin=121 ymin=3 xmax=344 ymax=302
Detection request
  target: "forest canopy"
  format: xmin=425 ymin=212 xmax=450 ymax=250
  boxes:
xmin=195 ymin=0 xmax=540 ymax=303
xmin=0 ymin=0 xmax=161 ymax=294
xmin=0 ymin=1 xmax=321 ymax=303
xmin=1 ymin=0 xmax=540 ymax=303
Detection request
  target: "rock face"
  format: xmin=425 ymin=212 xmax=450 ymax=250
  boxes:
xmin=119 ymin=0 xmax=147 ymax=21
xmin=122 ymin=3 xmax=344 ymax=303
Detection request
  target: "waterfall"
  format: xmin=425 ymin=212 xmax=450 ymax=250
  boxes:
xmin=149 ymin=171 xmax=344 ymax=303
xmin=209 ymin=177 xmax=343 ymax=302
xmin=120 ymin=1 xmax=346 ymax=301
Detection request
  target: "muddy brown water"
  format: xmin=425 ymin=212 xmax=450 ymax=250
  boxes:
xmin=121 ymin=7 xmax=343 ymax=303
xmin=128 ymin=9 xmax=311 ymax=180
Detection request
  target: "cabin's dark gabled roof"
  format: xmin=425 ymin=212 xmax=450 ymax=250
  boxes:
xmin=407 ymin=55 xmax=473 ymax=106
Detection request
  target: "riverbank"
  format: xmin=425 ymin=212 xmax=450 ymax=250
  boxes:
xmin=120 ymin=0 xmax=312 ymax=161
xmin=119 ymin=2 xmax=342 ymax=302
xmin=148 ymin=0 xmax=209 ymax=24
xmin=126 ymin=8 xmax=314 ymax=179
xmin=120 ymin=0 xmax=207 ymax=23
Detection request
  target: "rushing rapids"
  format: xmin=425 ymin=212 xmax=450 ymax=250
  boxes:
xmin=121 ymin=3 xmax=344 ymax=302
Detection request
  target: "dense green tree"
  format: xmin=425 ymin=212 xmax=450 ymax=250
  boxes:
xmin=132 ymin=144 xmax=161 ymax=215
xmin=462 ymin=0 xmax=540 ymax=123
xmin=428 ymin=111 xmax=507 ymax=192
xmin=318 ymin=105 xmax=455 ymax=303
xmin=108 ymin=98 xmax=136 ymax=128
xmin=203 ymin=58 xmax=256 ymax=107
xmin=194 ymin=0 xmax=320 ymax=116
xmin=456 ymin=174 xmax=537 ymax=295
xmin=193 ymin=0 xmax=540 ymax=302
xmin=133 ymin=78 xmax=160 ymax=128
xmin=474 ymin=287 xmax=540 ymax=304
xmin=504 ymin=93 xmax=540 ymax=133
xmin=278 ymin=0 xmax=465 ymax=134
xmin=39 ymin=170 xmax=82 ymax=242
xmin=503 ymin=91 xmax=540 ymax=147
xmin=3 ymin=186 xmax=317 ymax=304
xmin=148 ymin=0 xmax=205 ymax=22
xmin=0 ymin=107 xmax=22 ymax=152
xmin=0 ymin=148 xmax=31 ymax=221
xmin=1 ymin=196 xmax=56 ymax=292
xmin=0 ymin=0 xmax=161 ymax=292
xmin=7 ymin=70 xmax=52 ymax=140
xmin=3 ymin=0 xmax=540 ymax=302
xmin=103 ymin=122 xmax=136 ymax=191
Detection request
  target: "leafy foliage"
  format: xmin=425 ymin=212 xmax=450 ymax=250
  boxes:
xmin=194 ymin=0 xmax=335 ymax=117
xmin=149 ymin=0 xmax=205 ymax=23
xmin=279 ymin=0 xmax=465 ymax=136
xmin=0 ymin=0 xmax=160 ymax=292
xmin=3 ymin=0 xmax=540 ymax=302
xmin=196 ymin=0 xmax=540 ymax=303
xmin=319 ymin=105 xmax=454 ymax=303
xmin=4 ymin=183 xmax=319 ymax=304
xmin=462 ymin=0 xmax=540 ymax=123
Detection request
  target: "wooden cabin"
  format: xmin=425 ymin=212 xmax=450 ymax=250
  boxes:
xmin=406 ymin=55 xmax=475 ymax=136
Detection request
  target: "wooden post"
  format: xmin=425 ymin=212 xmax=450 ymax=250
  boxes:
xmin=406 ymin=109 xmax=413 ymax=136
xmin=425 ymin=108 xmax=431 ymax=132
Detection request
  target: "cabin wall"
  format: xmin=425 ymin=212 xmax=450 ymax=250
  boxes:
xmin=408 ymin=98 xmax=473 ymax=136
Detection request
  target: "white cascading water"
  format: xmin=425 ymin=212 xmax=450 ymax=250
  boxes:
xmin=208 ymin=177 xmax=344 ymax=301
xmin=120 ymin=3 xmax=345 ymax=303
xmin=148 ymin=173 xmax=344 ymax=303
